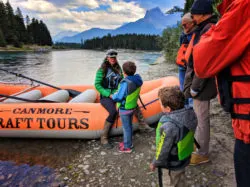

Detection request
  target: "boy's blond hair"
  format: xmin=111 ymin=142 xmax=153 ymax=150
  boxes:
xmin=158 ymin=86 xmax=185 ymax=110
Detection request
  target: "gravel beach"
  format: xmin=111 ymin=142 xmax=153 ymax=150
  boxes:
xmin=0 ymin=55 xmax=235 ymax=187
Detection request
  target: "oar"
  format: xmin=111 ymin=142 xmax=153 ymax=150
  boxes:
xmin=0 ymin=68 xmax=81 ymax=97
xmin=0 ymin=94 xmax=56 ymax=103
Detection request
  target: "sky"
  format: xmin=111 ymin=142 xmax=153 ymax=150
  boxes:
xmin=3 ymin=0 xmax=185 ymax=36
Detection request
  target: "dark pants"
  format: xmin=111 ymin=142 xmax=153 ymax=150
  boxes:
xmin=100 ymin=97 xmax=117 ymax=124
xmin=234 ymin=139 xmax=250 ymax=187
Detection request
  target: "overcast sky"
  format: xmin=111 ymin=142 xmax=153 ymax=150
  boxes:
xmin=3 ymin=0 xmax=185 ymax=36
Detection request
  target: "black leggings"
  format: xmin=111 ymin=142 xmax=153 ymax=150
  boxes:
xmin=100 ymin=97 xmax=118 ymax=124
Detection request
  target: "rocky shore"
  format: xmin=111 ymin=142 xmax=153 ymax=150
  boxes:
xmin=0 ymin=56 xmax=235 ymax=187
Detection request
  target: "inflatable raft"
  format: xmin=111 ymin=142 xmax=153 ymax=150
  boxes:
xmin=0 ymin=76 xmax=179 ymax=139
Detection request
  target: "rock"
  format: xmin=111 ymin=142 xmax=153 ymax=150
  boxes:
xmin=83 ymin=165 xmax=90 ymax=170
xmin=78 ymin=164 xmax=84 ymax=168
xmin=100 ymin=151 xmax=106 ymax=156
xmin=151 ymin=181 xmax=157 ymax=187
xmin=99 ymin=169 xmax=108 ymax=174
xmin=59 ymin=167 xmax=66 ymax=173
xmin=64 ymin=177 xmax=69 ymax=181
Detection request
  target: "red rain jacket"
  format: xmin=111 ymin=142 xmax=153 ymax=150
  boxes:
xmin=193 ymin=0 xmax=250 ymax=143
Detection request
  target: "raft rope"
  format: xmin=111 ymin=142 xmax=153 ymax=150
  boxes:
xmin=139 ymin=98 xmax=159 ymax=109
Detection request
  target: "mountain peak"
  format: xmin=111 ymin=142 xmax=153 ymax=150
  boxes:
xmin=144 ymin=7 xmax=165 ymax=19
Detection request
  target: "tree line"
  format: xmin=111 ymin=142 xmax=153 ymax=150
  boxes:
xmin=0 ymin=1 xmax=52 ymax=48
xmin=82 ymin=34 xmax=162 ymax=51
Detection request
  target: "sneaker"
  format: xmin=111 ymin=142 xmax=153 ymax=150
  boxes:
xmin=189 ymin=153 xmax=210 ymax=166
xmin=119 ymin=142 xmax=134 ymax=149
xmin=118 ymin=146 xmax=133 ymax=153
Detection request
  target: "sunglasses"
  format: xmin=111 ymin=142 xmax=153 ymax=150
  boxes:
xmin=109 ymin=52 xmax=117 ymax=56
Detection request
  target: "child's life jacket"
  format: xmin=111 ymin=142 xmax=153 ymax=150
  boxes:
xmin=154 ymin=107 xmax=197 ymax=170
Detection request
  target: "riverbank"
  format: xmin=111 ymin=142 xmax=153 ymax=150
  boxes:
xmin=0 ymin=55 xmax=235 ymax=186
xmin=0 ymin=45 xmax=51 ymax=52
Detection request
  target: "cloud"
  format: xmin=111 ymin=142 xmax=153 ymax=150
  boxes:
xmin=4 ymin=0 xmax=182 ymax=36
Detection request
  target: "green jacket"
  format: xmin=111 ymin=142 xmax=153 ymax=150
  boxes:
xmin=94 ymin=68 xmax=123 ymax=97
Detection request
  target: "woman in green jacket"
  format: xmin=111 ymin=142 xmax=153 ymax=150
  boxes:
xmin=95 ymin=49 xmax=123 ymax=148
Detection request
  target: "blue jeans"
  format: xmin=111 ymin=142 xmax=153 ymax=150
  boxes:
xmin=178 ymin=66 xmax=186 ymax=91
xmin=120 ymin=111 xmax=133 ymax=149
xmin=234 ymin=139 xmax=250 ymax=187
xmin=178 ymin=66 xmax=193 ymax=107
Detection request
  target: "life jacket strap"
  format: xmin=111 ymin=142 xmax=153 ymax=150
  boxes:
xmin=232 ymin=98 xmax=250 ymax=104
xmin=228 ymin=75 xmax=250 ymax=82
xmin=231 ymin=113 xmax=250 ymax=120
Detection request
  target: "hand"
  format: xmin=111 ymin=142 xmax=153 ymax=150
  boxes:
xmin=109 ymin=94 xmax=113 ymax=99
xmin=150 ymin=163 xmax=156 ymax=171
xmin=190 ymin=89 xmax=198 ymax=97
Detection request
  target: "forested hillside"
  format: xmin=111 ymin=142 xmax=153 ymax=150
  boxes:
xmin=82 ymin=34 xmax=162 ymax=51
xmin=0 ymin=1 xmax=52 ymax=48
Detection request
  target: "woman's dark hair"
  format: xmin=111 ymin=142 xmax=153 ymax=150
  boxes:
xmin=100 ymin=57 xmax=122 ymax=77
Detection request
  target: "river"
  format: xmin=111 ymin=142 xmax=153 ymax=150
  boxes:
xmin=0 ymin=49 xmax=161 ymax=85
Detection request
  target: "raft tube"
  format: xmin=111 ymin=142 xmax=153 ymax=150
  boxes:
xmin=0 ymin=76 xmax=179 ymax=139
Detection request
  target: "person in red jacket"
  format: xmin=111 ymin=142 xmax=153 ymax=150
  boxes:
xmin=193 ymin=0 xmax=250 ymax=186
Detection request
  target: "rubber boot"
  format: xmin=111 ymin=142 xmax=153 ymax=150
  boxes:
xmin=100 ymin=121 xmax=113 ymax=149
xmin=134 ymin=107 xmax=154 ymax=132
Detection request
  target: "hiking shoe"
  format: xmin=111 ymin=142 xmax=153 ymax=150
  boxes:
xmin=138 ymin=123 xmax=154 ymax=132
xmin=189 ymin=153 xmax=210 ymax=166
xmin=119 ymin=142 xmax=134 ymax=149
xmin=118 ymin=146 xmax=133 ymax=153
xmin=102 ymin=143 xmax=113 ymax=149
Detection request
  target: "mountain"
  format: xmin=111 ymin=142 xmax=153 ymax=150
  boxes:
xmin=111 ymin=7 xmax=181 ymax=35
xmin=57 ymin=7 xmax=181 ymax=43
xmin=58 ymin=28 xmax=112 ymax=43
xmin=53 ymin=31 xmax=79 ymax=42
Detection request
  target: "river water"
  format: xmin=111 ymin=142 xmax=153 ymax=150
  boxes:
xmin=0 ymin=49 xmax=161 ymax=85
xmin=0 ymin=49 xmax=161 ymax=186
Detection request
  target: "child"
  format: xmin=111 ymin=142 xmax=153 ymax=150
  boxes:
xmin=111 ymin=61 xmax=143 ymax=153
xmin=150 ymin=87 xmax=197 ymax=186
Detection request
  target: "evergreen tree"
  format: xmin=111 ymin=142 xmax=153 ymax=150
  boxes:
xmin=0 ymin=1 xmax=7 ymax=41
xmin=82 ymin=34 xmax=161 ymax=51
xmin=15 ymin=7 xmax=27 ymax=44
xmin=5 ymin=1 xmax=19 ymax=46
xmin=25 ymin=15 xmax=30 ymax=26
xmin=0 ymin=28 xmax=6 ymax=47
xmin=184 ymin=0 xmax=194 ymax=13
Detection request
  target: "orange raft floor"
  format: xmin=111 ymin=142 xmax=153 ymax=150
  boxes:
xmin=0 ymin=76 xmax=179 ymax=139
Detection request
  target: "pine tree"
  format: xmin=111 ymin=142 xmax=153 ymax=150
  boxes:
xmin=0 ymin=1 xmax=7 ymax=43
xmin=5 ymin=1 xmax=19 ymax=46
xmin=184 ymin=0 xmax=194 ymax=13
xmin=0 ymin=28 xmax=6 ymax=47
xmin=15 ymin=7 xmax=27 ymax=44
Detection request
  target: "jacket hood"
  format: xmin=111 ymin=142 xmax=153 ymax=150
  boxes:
xmin=217 ymin=0 xmax=235 ymax=15
xmin=159 ymin=107 xmax=197 ymax=131
xmin=126 ymin=74 xmax=143 ymax=87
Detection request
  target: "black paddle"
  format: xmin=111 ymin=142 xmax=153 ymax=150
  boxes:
xmin=0 ymin=94 xmax=56 ymax=103
xmin=0 ymin=68 xmax=81 ymax=97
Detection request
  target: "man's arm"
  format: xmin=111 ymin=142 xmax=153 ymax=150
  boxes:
xmin=193 ymin=0 xmax=249 ymax=78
